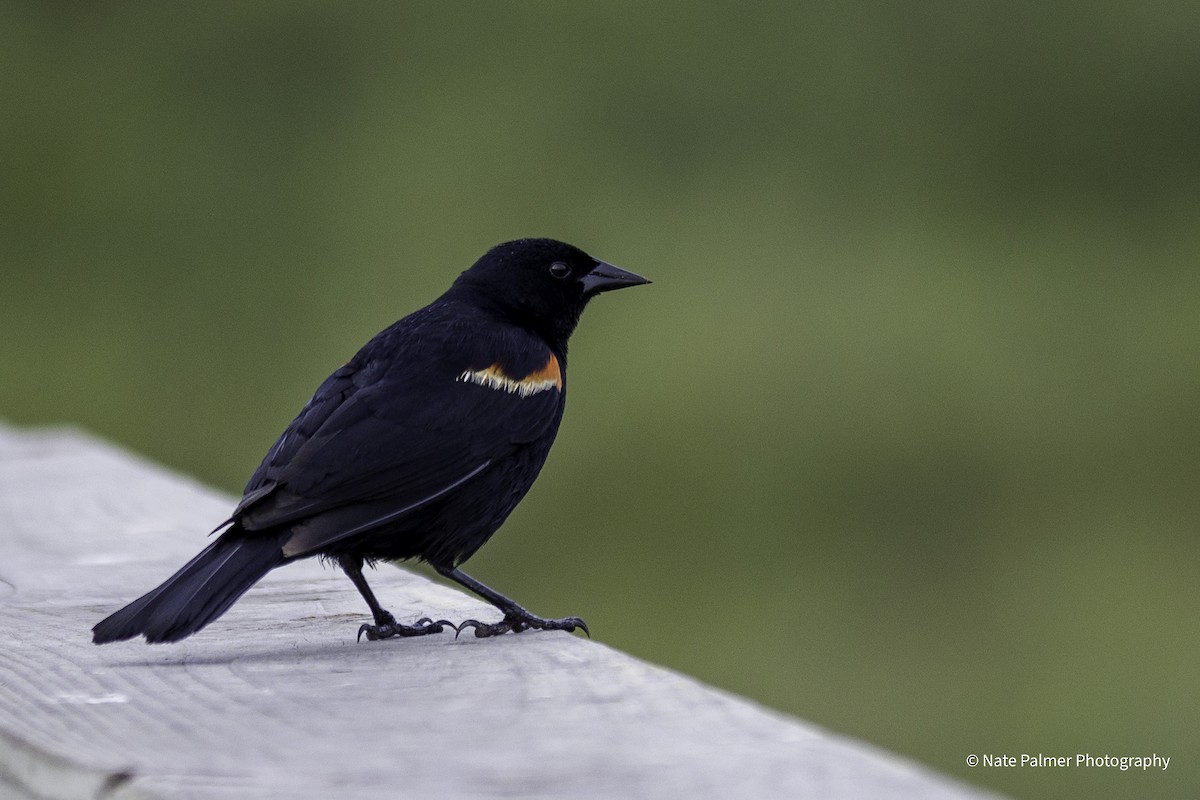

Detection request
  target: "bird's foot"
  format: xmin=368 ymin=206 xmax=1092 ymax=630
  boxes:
xmin=456 ymin=611 xmax=589 ymax=639
xmin=358 ymin=615 xmax=455 ymax=642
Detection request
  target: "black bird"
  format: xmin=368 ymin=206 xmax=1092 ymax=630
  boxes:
xmin=93 ymin=238 xmax=649 ymax=644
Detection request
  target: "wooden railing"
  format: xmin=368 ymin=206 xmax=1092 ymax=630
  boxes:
xmin=0 ymin=424 xmax=997 ymax=799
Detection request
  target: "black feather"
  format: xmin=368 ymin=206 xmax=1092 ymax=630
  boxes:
xmin=92 ymin=528 xmax=285 ymax=643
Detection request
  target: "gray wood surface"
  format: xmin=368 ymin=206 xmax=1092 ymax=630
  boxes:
xmin=0 ymin=424 xmax=998 ymax=800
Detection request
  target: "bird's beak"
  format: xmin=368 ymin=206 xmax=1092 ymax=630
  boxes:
xmin=580 ymin=260 xmax=652 ymax=295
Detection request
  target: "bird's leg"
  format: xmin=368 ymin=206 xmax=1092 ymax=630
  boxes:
xmin=340 ymin=556 xmax=453 ymax=641
xmin=435 ymin=565 xmax=589 ymax=639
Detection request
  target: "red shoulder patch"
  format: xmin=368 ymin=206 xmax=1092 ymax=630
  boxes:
xmin=458 ymin=353 xmax=562 ymax=396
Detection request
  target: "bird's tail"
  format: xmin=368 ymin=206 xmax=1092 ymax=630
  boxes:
xmin=93 ymin=529 xmax=286 ymax=644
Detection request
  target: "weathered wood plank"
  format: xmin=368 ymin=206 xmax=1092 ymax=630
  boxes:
xmin=0 ymin=424 xmax=999 ymax=799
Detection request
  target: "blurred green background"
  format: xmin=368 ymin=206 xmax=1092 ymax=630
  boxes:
xmin=3 ymin=4 xmax=1198 ymax=798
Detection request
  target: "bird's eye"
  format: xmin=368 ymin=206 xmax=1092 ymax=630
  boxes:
xmin=549 ymin=261 xmax=571 ymax=279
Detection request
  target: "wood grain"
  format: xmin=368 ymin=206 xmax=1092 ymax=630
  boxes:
xmin=0 ymin=424 xmax=999 ymax=799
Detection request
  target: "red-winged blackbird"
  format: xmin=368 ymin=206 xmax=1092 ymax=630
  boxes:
xmin=93 ymin=238 xmax=649 ymax=644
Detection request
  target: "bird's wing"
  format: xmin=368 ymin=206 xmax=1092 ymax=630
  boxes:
xmin=230 ymin=346 xmax=564 ymax=556
xmin=237 ymin=360 xmax=361 ymax=507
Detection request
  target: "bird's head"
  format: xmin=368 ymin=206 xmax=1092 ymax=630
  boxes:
xmin=450 ymin=238 xmax=650 ymax=348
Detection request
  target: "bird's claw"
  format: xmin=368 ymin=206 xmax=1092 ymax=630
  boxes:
xmin=357 ymin=617 xmax=455 ymax=642
xmin=455 ymin=613 xmax=589 ymax=639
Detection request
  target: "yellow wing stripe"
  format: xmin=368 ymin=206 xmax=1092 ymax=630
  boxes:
xmin=458 ymin=353 xmax=562 ymax=397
